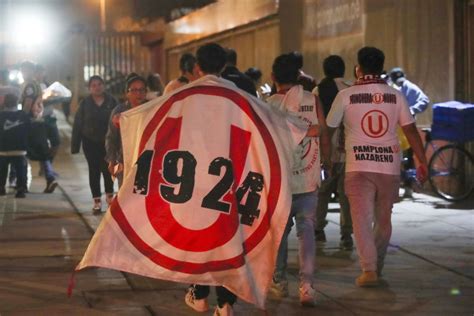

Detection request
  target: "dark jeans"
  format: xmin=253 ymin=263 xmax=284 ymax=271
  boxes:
xmin=192 ymin=284 xmax=237 ymax=307
xmin=82 ymin=138 xmax=114 ymax=198
xmin=0 ymin=156 xmax=27 ymax=191
xmin=62 ymin=100 xmax=71 ymax=122
xmin=316 ymin=162 xmax=352 ymax=235
xmin=402 ymin=148 xmax=414 ymax=186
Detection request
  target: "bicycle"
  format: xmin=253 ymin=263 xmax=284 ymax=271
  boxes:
xmin=402 ymin=128 xmax=474 ymax=201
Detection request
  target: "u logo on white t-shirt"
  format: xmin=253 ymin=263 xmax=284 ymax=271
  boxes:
xmin=361 ymin=110 xmax=389 ymax=138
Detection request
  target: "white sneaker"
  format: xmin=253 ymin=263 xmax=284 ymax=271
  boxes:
xmin=92 ymin=198 xmax=102 ymax=213
xmin=184 ymin=286 xmax=209 ymax=312
xmin=269 ymin=279 xmax=289 ymax=298
xmin=213 ymin=303 xmax=233 ymax=316
xmin=299 ymin=283 xmax=316 ymax=307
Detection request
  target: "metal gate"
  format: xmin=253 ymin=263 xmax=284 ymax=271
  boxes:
xmin=83 ymin=32 xmax=150 ymax=95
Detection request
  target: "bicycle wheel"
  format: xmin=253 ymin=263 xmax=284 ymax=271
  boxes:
xmin=429 ymin=144 xmax=474 ymax=201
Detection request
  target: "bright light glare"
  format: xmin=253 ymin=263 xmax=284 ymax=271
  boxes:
xmin=175 ymin=24 xmax=202 ymax=34
xmin=8 ymin=11 xmax=56 ymax=48
xmin=9 ymin=70 xmax=24 ymax=85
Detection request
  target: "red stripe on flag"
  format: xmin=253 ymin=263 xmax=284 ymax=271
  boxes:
xmin=110 ymin=197 xmax=245 ymax=273
xmin=229 ymin=125 xmax=251 ymax=187
xmin=146 ymin=116 xmax=240 ymax=252
xmin=112 ymin=86 xmax=282 ymax=273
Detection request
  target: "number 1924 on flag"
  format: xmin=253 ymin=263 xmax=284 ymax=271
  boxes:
xmin=133 ymin=147 xmax=264 ymax=226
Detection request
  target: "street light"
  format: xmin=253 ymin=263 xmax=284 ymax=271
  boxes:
xmin=7 ymin=10 xmax=56 ymax=49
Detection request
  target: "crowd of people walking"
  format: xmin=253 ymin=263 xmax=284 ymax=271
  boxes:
xmin=0 ymin=61 xmax=60 ymax=198
xmin=1 ymin=42 xmax=430 ymax=316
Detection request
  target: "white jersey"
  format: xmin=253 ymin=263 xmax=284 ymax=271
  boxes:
xmin=326 ymin=76 xmax=414 ymax=175
xmin=267 ymin=85 xmax=321 ymax=193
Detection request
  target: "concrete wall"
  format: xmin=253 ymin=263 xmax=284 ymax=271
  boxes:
xmin=365 ymin=0 xmax=455 ymax=126
xmin=302 ymin=0 xmax=365 ymax=82
xmin=165 ymin=19 xmax=279 ymax=86
xmin=302 ymin=0 xmax=455 ymax=126
xmin=163 ymin=0 xmax=279 ymax=85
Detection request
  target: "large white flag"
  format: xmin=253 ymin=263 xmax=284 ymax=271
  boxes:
xmin=76 ymin=75 xmax=307 ymax=308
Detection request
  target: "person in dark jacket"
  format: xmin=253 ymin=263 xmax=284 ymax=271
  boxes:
xmin=71 ymin=75 xmax=118 ymax=213
xmin=221 ymin=48 xmax=257 ymax=96
xmin=105 ymin=73 xmax=147 ymax=188
xmin=27 ymin=95 xmax=60 ymax=193
xmin=0 ymin=94 xmax=29 ymax=198
xmin=313 ymin=55 xmax=353 ymax=249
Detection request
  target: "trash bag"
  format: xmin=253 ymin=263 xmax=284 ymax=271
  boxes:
xmin=42 ymin=81 xmax=72 ymax=117
xmin=43 ymin=81 xmax=72 ymax=100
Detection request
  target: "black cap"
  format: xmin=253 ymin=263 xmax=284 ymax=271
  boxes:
xmin=389 ymin=67 xmax=405 ymax=84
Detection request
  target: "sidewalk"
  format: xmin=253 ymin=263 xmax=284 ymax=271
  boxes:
xmin=0 ymin=111 xmax=472 ymax=315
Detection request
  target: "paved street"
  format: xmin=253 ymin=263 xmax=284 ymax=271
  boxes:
xmin=0 ymin=113 xmax=473 ymax=315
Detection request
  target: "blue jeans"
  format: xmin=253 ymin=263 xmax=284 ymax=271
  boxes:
xmin=40 ymin=160 xmax=56 ymax=183
xmin=274 ymin=190 xmax=318 ymax=286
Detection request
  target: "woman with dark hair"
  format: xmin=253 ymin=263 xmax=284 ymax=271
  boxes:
xmin=71 ymin=75 xmax=118 ymax=213
xmin=105 ymin=73 xmax=147 ymax=188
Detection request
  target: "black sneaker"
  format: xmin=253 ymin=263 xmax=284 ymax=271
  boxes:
xmin=44 ymin=180 xmax=58 ymax=193
xmin=15 ymin=190 xmax=26 ymax=198
xmin=340 ymin=234 xmax=353 ymax=250
xmin=315 ymin=230 xmax=327 ymax=242
xmin=402 ymin=187 xmax=413 ymax=198
xmin=0 ymin=187 xmax=6 ymax=196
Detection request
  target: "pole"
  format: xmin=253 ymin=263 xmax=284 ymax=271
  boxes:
xmin=100 ymin=0 xmax=106 ymax=32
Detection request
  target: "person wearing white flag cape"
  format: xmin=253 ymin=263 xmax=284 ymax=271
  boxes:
xmin=75 ymin=43 xmax=321 ymax=314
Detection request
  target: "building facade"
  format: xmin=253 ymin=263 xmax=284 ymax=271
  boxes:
xmin=163 ymin=0 xmax=473 ymax=127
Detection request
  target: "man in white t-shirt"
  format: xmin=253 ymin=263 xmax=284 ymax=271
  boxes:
xmin=326 ymin=47 xmax=428 ymax=287
xmin=267 ymin=53 xmax=330 ymax=306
